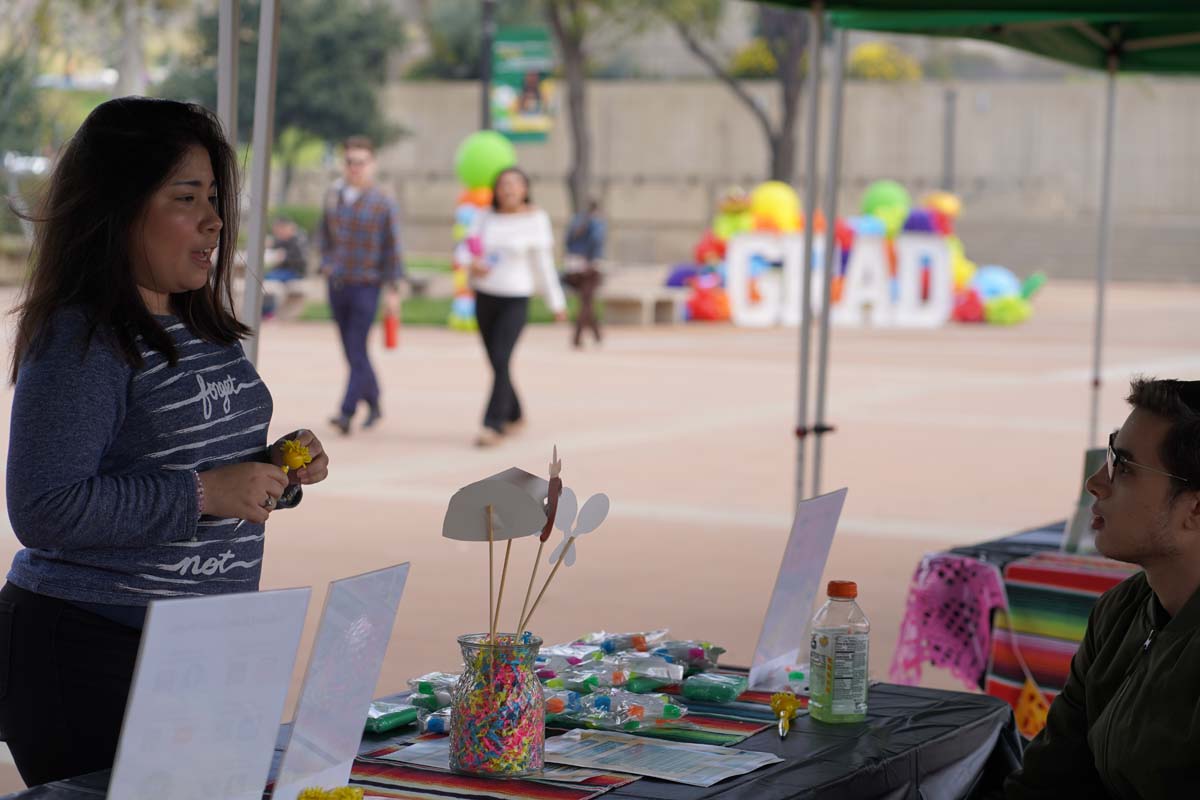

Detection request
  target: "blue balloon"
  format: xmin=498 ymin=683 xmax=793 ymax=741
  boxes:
xmin=972 ymin=265 xmax=1022 ymax=301
xmin=455 ymin=204 xmax=478 ymax=227
xmin=849 ymin=215 xmax=887 ymax=237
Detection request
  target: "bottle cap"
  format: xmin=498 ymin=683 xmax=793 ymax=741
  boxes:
xmin=827 ymin=580 xmax=858 ymax=599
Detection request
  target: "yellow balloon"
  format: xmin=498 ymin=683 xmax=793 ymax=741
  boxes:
xmin=922 ymin=191 xmax=962 ymax=219
xmin=750 ymin=181 xmax=801 ymax=233
xmin=953 ymin=256 xmax=977 ymax=291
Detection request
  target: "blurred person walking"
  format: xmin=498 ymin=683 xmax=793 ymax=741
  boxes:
xmin=564 ymin=199 xmax=606 ymax=349
xmin=317 ymin=136 xmax=403 ymax=435
xmin=467 ymin=167 xmax=566 ymax=447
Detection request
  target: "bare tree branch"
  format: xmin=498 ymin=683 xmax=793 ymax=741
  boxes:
xmin=668 ymin=17 xmax=775 ymax=148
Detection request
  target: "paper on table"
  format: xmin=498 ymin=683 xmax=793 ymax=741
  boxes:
xmin=749 ymin=487 xmax=848 ymax=690
xmin=380 ymin=737 xmax=609 ymax=784
xmin=442 ymin=467 xmax=551 ymax=542
xmin=108 ymin=588 xmax=311 ymax=800
xmin=272 ymin=563 xmax=411 ymax=800
xmin=544 ymin=730 xmax=782 ymax=787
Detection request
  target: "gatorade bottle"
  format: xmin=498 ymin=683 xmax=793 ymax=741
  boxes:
xmin=808 ymin=580 xmax=870 ymax=723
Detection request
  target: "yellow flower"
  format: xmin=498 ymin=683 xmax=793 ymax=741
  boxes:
xmin=297 ymin=788 xmax=363 ymax=800
xmin=280 ymin=439 xmax=313 ymax=474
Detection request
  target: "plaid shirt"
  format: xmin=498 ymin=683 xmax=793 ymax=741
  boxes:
xmin=317 ymin=183 xmax=404 ymax=287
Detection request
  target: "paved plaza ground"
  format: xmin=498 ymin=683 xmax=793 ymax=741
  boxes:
xmin=0 ymin=279 xmax=1194 ymax=790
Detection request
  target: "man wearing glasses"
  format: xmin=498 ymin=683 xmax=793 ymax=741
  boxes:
xmin=1007 ymin=378 xmax=1200 ymax=798
xmin=318 ymin=135 xmax=403 ymax=435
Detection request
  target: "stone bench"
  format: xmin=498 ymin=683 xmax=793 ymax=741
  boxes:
xmin=596 ymin=285 xmax=689 ymax=326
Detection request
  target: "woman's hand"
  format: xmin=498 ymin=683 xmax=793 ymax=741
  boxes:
xmin=270 ymin=428 xmax=330 ymax=486
xmin=198 ymin=463 xmax=289 ymax=524
xmin=554 ymin=310 xmax=567 ymax=322
xmin=469 ymin=259 xmax=491 ymax=279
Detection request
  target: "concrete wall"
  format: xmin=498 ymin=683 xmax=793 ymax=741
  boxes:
xmin=284 ymin=78 xmax=1200 ymax=281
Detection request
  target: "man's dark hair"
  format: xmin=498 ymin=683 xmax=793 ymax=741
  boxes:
xmin=1128 ymin=377 xmax=1200 ymax=497
xmin=343 ymin=135 xmax=375 ymax=154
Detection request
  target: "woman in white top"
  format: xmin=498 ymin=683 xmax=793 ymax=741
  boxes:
xmin=469 ymin=167 xmax=566 ymax=447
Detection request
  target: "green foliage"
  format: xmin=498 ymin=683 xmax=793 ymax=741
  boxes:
xmin=270 ymin=204 xmax=321 ymax=235
xmin=0 ymin=52 xmax=52 ymax=155
xmin=847 ymin=41 xmax=922 ymax=82
xmin=299 ymin=294 xmax=579 ymax=326
xmin=158 ymin=0 xmax=405 ymax=148
xmin=729 ymin=38 xmax=777 ymax=79
xmin=406 ymin=0 xmax=543 ymax=80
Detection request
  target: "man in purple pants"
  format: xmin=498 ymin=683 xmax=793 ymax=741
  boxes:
xmin=317 ymin=135 xmax=403 ymax=435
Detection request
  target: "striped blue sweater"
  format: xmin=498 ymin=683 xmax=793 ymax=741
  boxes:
xmin=6 ymin=308 xmax=274 ymax=608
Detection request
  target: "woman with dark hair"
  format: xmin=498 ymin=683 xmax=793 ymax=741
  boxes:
xmin=0 ymin=97 xmax=330 ymax=787
xmin=468 ymin=167 xmax=565 ymax=447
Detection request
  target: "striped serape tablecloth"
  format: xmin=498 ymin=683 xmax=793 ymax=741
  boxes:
xmin=985 ymin=551 xmax=1139 ymax=737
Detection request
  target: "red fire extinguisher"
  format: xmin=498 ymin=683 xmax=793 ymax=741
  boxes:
xmin=383 ymin=310 xmax=400 ymax=349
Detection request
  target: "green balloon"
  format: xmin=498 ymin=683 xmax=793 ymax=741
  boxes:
xmin=862 ymin=180 xmax=911 ymax=217
xmin=454 ymin=131 xmax=517 ymax=190
xmin=1021 ymin=271 xmax=1048 ymax=300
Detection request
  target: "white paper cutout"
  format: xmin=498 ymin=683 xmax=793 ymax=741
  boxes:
xmin=272 ymin=563 xmax=411 ymax=800
xmin=749 ymin=488 xmax=848 ymax=691
xmin=549 ymin=491 xmax=610 ymax=567
xmin=442 ymin=467 xmax=551 ymax=542
xmin=108 ymin=588 xmax=310 ymax=800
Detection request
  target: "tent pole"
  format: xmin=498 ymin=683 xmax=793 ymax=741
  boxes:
xmin=812 ymin=27 xmax=846 ymax=499
xmin=1088 ymin=61 xmax=1117 ymax=447
xmin=240 ymin=0 xmax=281 ymax=366
xmin=216 ymin=0 xmax=239 ymax=150
xmin=796 ymin=0 xmax=823 ymax=508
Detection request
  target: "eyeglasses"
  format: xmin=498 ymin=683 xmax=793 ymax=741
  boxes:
xmin=344 ymin=157 xmax=370 ymax=167
xmin=1107 ymin=431 xmax=1189 ymax=483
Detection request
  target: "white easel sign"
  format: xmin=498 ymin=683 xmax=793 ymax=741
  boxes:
xmin=749 ymin=488 xmax=848 ymax=691
xmin=108 ymin=587 xmax=311 ymax=800
xmin=272 ymin=563 xmax=411 ymax=800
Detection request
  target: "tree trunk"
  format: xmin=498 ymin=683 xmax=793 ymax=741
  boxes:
xmin=763 ymin=6 xmax=807 ymax=185
xmin=547 ymin=1 xmax=590 ymax=215
xmin=280 ymin=159 xmax=295 ymax=206
xmin=117 ymin=0 xmax=147 ymax=97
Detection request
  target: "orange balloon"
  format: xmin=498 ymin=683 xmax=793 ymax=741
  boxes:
xmin=470 ymin=187 xmax=493 ymax=207
xmin=831 ymin=276 xmax=844 ymax=303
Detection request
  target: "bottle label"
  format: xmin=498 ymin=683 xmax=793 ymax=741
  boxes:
xmin=810 ymin=631 xmax=868 ymax=715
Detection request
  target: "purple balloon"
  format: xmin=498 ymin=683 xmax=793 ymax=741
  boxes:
xmin=903 ymin=209 xmax=938 ymax=233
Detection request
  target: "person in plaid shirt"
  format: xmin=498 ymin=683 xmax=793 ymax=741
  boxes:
xmin=317 ymin=136 xmax=403 ymax=434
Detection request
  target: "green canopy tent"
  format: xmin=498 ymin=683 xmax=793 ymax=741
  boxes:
xmin=773 ymin=1 xmax=1200 ymax=503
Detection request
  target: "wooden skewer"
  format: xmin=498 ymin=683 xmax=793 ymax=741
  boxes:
xmin=492 ymin=538 xmax=512 ymax=637
xmin=519 ymin=535 xmax=574 ymax=633
xmin=486 ymin=505 xmax=495 ymax=644
xmin=516 ymin=539 xmax=545 ymax=634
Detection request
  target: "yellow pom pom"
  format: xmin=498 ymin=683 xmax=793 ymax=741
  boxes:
xmin=281 ymin=439 xmax=313 ymax=472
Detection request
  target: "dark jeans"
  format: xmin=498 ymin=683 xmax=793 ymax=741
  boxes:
xmin=573 ymin=268 xmax=603 ymax=347
xmin=0 ymin=583 xmax=141 ymax=788
xmin=329 ymin=280 xmax=382 ymax=418
xmin=474 ymin=291 xmax=528 ymax=433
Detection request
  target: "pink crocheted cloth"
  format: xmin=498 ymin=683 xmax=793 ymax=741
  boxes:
xmin=889 ymin=553 xmax=1007 ymax=690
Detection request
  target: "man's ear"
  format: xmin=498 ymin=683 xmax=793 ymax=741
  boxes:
xmin=1181 ymin=490 xmax=1200 ymax=533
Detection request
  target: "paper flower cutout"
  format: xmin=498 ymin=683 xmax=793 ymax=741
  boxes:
xmin=549 ymin=488 xmax=610 ymax=567
xmin=280 ymin=439 xmax=313 ymax=474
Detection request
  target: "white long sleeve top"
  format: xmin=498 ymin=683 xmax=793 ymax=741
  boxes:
xmin=468 ymin=208 xmax=566 ymax=313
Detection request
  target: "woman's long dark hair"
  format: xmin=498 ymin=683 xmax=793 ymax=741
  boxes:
xmin=10 ymin=97 xmax=249 ymax=383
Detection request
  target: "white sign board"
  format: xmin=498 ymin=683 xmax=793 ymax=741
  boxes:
xmin=108 ymin=588 xmax=311 ymax=800
xmin=272 ymin=563 xmax=411 ymax=800
xmin=749 ymin=488 xmax=847 ymax=690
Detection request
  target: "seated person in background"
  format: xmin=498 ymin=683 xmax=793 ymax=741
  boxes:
xmin=262 ymin=216 xmax=309 ymax=318
xmin=1006 ymin=377 xmax=1200 ymax=799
